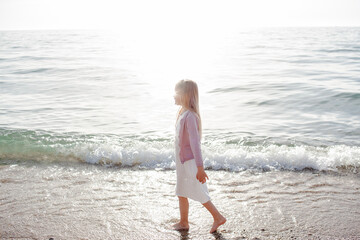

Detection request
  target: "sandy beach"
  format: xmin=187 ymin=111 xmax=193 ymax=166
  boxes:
xmin=1 ymin=162 xmax=359 ymax=240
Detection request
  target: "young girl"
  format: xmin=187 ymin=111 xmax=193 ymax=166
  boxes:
xmin=172 ymin=79 xmax=226 ymax=233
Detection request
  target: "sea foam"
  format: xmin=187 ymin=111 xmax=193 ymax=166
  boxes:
xmin=1 ymin=128 xmax=359 ymax=173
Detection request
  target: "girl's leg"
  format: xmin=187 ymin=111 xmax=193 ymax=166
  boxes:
xmin=202 ymin=200 xmax=226 ymax=233
xmin=173 ymin=196 xmax=190 ymax=230
xmin=179 ymin=196 xmax=189 ymax=224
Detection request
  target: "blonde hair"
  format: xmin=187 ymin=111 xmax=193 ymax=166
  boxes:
xmin=175 ymin=79 xmax=202 ymax=138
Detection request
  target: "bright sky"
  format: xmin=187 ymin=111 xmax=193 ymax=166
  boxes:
xmin=0 ymin=0 xmax=360 ymax=31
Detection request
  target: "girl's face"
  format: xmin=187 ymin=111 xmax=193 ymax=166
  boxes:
xmin=174 ymin=89 xmax=182 ymax=106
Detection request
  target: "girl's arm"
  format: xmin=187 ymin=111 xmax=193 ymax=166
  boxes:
xmin=186 ymin=112 xmax=209 ymax=183
xmin=186 ymin=112 xmax=203 ymax=167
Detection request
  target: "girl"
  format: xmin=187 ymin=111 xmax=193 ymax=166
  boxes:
xmin=172 ymin=79 xmax=226 ymax=233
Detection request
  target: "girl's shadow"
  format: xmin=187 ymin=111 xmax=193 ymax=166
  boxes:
xmin=212 ymin=231 xmax=227 ymax=240
xmin=178 ymin=229 xmax=190 ymax=240
xmin=177 ymin=230 xmax=227 ymax=240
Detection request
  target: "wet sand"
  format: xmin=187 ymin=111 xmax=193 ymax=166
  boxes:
xmin=1 ymin=162 xmax=359 ymax=239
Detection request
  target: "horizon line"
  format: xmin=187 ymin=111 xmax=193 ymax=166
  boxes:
xmin=1 ymin=25 xmax=360 ymax=32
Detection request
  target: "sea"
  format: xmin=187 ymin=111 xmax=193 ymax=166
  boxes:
xmin=0 ymin=27 xmax=360 ymax=239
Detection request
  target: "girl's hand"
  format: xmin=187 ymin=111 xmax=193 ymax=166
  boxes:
xmin=196 ymin=167 xmax=209 ymax=184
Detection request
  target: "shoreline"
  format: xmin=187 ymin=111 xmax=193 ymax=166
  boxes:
xmin=0 ymin=162 xmax=359 ymax=239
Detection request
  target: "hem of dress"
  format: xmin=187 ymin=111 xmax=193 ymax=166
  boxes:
xmin=175 ymin=193 xmax=211 ymax=204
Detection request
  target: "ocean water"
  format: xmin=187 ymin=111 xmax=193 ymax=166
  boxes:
xmin=1 ymin=27 xmax=360 ymax=173
xmin=1 ymin=28 xmax=360 ymax=239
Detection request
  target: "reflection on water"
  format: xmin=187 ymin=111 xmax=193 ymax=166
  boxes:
xmin=178 ymin=229 xmax=189 ymax=240
xmin=1 ymin=163 xmax=359 ymax=239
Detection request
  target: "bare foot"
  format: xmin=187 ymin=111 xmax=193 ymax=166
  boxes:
xmin=172 ymin=222 xmax=189 ymax=231
xmin=210 ymin=216 xmax=226 ymax=233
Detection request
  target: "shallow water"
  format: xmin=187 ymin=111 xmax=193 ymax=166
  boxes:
xmin=1 ymin=162 xmax=359 ymax=239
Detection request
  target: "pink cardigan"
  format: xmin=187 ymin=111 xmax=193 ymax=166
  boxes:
xmin=178 ymin=110 xmax=204 ymax=167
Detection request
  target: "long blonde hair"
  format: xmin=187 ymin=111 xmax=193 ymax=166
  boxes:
xmin=175 ymin=79 xmax=202 ymax=138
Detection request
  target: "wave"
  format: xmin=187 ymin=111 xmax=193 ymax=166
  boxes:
xmin=12 ymin=68 xmax=54 ymax=74
xmin=334 ymin=92 xmax=360 ymax=100
xmin=0 ymin=128 xmax=359 ymax=173
xmin=319 ymin=48 xmax=360 ymax=53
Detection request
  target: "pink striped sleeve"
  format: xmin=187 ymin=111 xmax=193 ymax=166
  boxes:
xmin=186 ymin=112 xmax=204 ymax=167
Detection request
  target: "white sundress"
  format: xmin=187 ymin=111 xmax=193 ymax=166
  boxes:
xmin=175 ymin=110 xmax=210 ymax=204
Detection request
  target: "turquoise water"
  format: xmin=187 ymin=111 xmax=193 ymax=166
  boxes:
xmin=1 ymin=27 xmax=360 ymax=172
